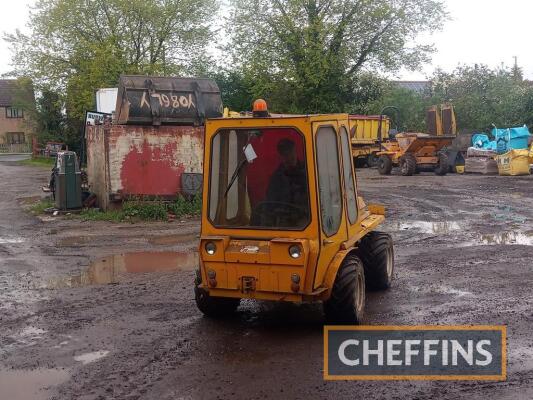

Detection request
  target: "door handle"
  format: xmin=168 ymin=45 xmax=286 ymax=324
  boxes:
xmin=323 ymin=239 xmax=334 ymax=245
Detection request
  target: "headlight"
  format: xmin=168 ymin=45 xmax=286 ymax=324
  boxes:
xmin=288 ymin=244 xmax=301 ymax=259
xmin=205 ymin=242 xmax=216 ymax=255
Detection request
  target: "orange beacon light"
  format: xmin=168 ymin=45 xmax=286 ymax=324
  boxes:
xmin=252 ymin=99 xmax=269 ymax=117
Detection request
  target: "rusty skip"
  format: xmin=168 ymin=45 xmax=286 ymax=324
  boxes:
xmin=115 ymin=75 xmax=223 ymax=126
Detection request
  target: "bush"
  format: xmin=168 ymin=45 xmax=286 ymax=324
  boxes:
xmin=167 ymin=194 xmax=202 ymax=217
xmin=78 ymin=195 xmax=202 ymax=222
xmin=122 ymin=200 xmax=168 ymax=221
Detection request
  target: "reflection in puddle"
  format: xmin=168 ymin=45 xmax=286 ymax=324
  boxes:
xmin=408 ymin=284 xmax=472 ymax=298
xmin=392 ymin=221 xmax=463 ymax=234
xmin=74 ymin=350 xmax=109 ymax=365
xmin=149 ymin=233 xmax=197 ymax=245
xmin=0 ymin=368 xmax=69 ymax=400
xmin=479 ymin=231 xmax=533 ymax=246
xmin=48 ymin=251 xmax=198 ymax=288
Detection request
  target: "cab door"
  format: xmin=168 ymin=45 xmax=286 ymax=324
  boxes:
xmin=312 ymin=121 xmax=349 ymax=289
xmin=338 ymin=122 xmax=361 ymax=239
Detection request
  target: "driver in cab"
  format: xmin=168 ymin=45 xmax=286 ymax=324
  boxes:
xmin=263 ymin=138 xmax=309 ymax=225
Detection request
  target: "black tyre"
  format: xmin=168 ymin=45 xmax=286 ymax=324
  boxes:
xmin=357 ymin=231 xmax=394 ymax=290
xmin=324 ymin=254 xmax=365 ymax=325
xmin=399 ymin=153 xmax=416 ymax=176
xmin=354 ymin=157 xmax=367 ymax=169
xmin=194 ymin=270 xmax=240 ymax=317
xmin=434 ymin=153 xmax=448 ymax=176
xmin=367 ymin=153 xmax=379 ymax=168
xmin=377 ymin=155 xmax=393 ymax=175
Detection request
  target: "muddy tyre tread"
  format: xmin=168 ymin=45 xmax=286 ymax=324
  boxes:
xmin=357 ymin=231 xmax=394 ymax=291
xmin=377 ymin=155 xmax=393 ymax=175
xmin=194 ymin=271 xmax=240 ymax=317
xmin=324 ymin=255 xmax=365 ymax=325
xmin=400 ymin=153 xmax=417 ymax=176
xmin=435 ymin=153 xmax=449 ymax=176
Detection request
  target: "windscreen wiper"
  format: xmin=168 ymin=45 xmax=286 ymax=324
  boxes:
xmin=223 ymin=158 xmax=247 ymax=198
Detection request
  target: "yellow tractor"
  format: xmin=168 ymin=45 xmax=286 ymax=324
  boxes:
xmin=195 ymin=100 xmax=394 ymax=324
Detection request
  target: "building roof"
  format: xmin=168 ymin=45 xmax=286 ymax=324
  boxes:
xmin=0 ymin=79 xmax=35 ymax=107
xmin=393 ymin=80 xmax=430 ymax=94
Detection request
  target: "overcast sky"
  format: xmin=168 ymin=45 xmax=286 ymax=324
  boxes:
xmin=1 ymin=0 xmax=532 ymax=79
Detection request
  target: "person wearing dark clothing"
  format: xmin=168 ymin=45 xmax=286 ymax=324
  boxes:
xmin=263 ymin=138 xmax=309 ymax=226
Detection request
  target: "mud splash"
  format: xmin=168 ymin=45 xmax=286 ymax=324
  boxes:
xmin=47 ymin=251 xmax=198 ymax=288
xmin=0 ymin=368 xmax=69 ymax=400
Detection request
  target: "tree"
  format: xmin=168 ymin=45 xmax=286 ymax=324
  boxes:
xmin=429 ymin=65 xmax=533 ymax=132
xmin=226 ymin=0 xmax=447 ymax=113
xmin=210 ymin=70 xmax=256 ymax=112
xmin=369 ymin=84 xmax=429 ymax=131
xmin=4 ymin=0 xmax=218 ymax=122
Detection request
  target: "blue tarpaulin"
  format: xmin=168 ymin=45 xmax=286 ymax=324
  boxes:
xmin=492 ymin=126 xmax=531 ymax=153
xmin=472 ymin=125 xmax=531 ymax=153
xmin=472 ymin=134 xmax=490 ymax=149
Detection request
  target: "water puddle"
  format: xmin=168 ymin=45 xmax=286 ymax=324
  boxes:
xmin=391 ymin=220 xmax=463 ymax=234
xmin=149 ymin=233 xmax=198 ymax=245
xmin=73 ymin=350 xmax=110 ymax=365
xmin=19 ymin=327 xmax=47 ymax=339
xmin=408 ymin=284 xmax=472 ymax=298
xmin=0 ymin=368 xmax=69 ymax=400
xmin=47 ymin=251 xmax=198 ymax=288
xmin=0 ymin=237 xmax=25 ymax=244
xmin=6 ymin=327 xmax=48 ymax=348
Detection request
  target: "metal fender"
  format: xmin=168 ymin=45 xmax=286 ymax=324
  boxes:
xmin=319 ymin=248 xmax=355 ymax=301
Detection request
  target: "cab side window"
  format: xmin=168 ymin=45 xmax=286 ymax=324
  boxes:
xmin=316 ymin=126 xmax=342 ymax=236
xmin=340 ymin=126 xmax=358 ymax=224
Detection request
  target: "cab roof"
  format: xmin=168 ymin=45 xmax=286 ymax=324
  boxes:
xmin=207 ymin=113 xmax=350 ymax=121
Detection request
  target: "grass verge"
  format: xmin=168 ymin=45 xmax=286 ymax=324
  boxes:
xmin=79 ymin=195 xmax=202 ymax=222
xmin=30 ymin=198 xmax=54 ymax=214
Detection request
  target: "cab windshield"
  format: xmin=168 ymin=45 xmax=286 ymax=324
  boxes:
xmin=208 ymin=128 xmax=310 ymax=229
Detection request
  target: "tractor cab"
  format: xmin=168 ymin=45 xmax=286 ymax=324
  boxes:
xmin=195 ymin=100 xmax=395 ymax=324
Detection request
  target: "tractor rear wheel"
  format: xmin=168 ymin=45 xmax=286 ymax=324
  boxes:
xmin=324 ymin=254 xmax=365 ymax=325
xmin=194 ymin=270 xmax=240 ymax=317
xmin=356 ymin=232 xmax=394 ymax=290
xmin=399 ymin=153 xmax=417 ymax=176
xmin=434 ymin=153 xmax=449 ymax=176
xmin=377 ymin=155 xmax=392 ymax=175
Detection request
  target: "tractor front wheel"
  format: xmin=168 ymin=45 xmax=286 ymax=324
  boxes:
xmin=399 ymin=153 xmax=417 ymax=176
xmin=324 ymin=255 xmax=366 ymax=325
xmin=357 ymin=231 xmax=394 ymax=290
xmin=434 ymin=153 xmax=449 ymax=176
xmin=194 ymin=270 xmax=240 ymax=317
xmin=377 ymin=155 xmax=393 ymax=175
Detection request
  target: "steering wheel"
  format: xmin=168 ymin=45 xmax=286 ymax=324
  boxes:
xmin=251 ymin=201 xmax=307 ymax=227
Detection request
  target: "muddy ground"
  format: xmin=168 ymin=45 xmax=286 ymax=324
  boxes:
xmin=0 ymin=159 xmax=532 ymax=400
